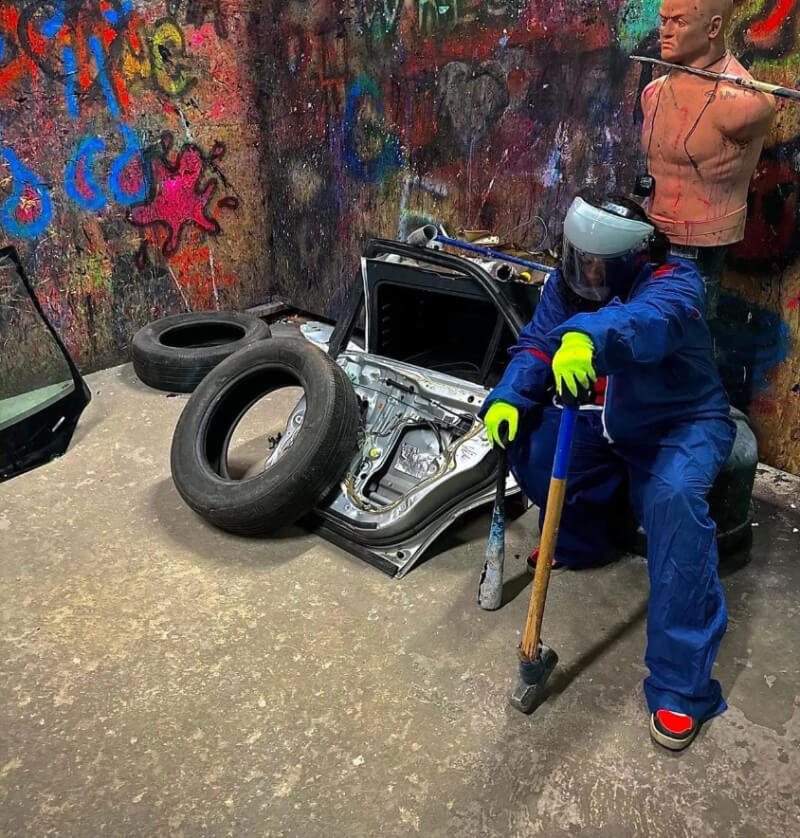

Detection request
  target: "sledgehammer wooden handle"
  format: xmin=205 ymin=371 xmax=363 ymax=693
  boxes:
xmin=520 ymin=406 xmax=578 ymax=660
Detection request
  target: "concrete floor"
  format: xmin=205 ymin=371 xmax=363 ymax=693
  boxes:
xmin=1 ymin=362 xmax=800 ymax=838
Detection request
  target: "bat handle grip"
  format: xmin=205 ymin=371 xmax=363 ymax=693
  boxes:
xmin=494 ymin=429 xmax=509 ymax=505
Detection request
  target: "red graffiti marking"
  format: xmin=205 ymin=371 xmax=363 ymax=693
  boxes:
xmin=748 ymin=0 xmax=795 ymax=48
xmin=732 ymin=157 xmax=798 ymax=267
xmin=788 ymin=295 xmax=800 ymax=309
xmin=113 ymin=68 xmax=130 ymax=109
xmin=23 ymin=18 xmax=49 ymax=57
xmin=14 ymin=184 xmax=45 ymax=224
xmin=73 ymin=157 xmax=96 ymax=202
xmin=752 ymin=393 xmax=778 ymax=415
xmin=129 ymin=132 xmax=236 ymax=256
xmin=168 ymin=240 xmax=237 ymax=309
xmin=0 ymin=6 xmax=38 ymax=94
xmin=0 ymin=5 xmax=18 ymax=28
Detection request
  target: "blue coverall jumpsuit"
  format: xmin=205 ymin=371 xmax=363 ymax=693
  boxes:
xmin=481 ymin=257 xmax=735 ymax=720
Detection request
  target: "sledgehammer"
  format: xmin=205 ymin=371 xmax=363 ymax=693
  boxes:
xmin=509 ymin=403 xmax=579 ymax=713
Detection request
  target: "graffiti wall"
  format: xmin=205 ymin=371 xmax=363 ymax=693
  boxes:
xmin=265 ymin=0 xmax=800 ymax=474
xmin=0 ymin=0 xmax=270 ymax=377
xmin=3 ymin=0 xmax=799 ymax=473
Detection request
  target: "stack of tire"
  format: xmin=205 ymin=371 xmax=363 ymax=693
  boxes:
xmin=132 ymin=312 xmax=361 ymax=535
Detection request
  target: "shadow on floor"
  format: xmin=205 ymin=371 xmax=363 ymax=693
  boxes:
xmin=149 ymin=475 xmax=316 ymax=570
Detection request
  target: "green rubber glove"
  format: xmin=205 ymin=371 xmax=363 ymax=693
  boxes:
xmin=552 ymin=332 xmax=596 ymax=398
xmin=483 ymin=401 xmax=519 ymax=449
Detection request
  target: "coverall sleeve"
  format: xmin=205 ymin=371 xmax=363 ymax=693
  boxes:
xmin=479 ymin=271 xmax=570 ymax=417
xmin=548 ymin=264 xmax=706 ymax=375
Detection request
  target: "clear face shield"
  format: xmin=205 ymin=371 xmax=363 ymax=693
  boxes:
xmin=560 ymin=197 xmax=655 ymax=304
xmin=562 ymin=240 xmax=650 ymax=303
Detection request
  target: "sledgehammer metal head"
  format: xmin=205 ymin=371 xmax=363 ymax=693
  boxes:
xmin=509 ymin=643 xmax=558 ymax=714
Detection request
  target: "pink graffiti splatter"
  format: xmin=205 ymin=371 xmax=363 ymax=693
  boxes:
xmin=788 ymin=295 xmax=800 ymax=310
xmin=129 ymin=133 xmax=234 ymax=256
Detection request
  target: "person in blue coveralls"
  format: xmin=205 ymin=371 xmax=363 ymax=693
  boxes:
xmin=481 ymin=195 xmax=735 ymax=751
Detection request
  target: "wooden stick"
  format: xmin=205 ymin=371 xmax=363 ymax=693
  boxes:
xmin=519 ymin=406 xmax=577 ymax=661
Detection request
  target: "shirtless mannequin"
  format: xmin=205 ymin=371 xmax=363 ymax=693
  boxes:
xmin=641 ymin=0 xmax=775 ymax=316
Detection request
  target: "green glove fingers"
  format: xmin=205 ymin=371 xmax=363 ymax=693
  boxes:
xmin=483 ymin=401 xmax=519 ymax=448
xmin=552 ymin=331 xmax=596 ymax=398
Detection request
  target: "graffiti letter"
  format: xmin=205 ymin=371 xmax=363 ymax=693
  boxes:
xmin=64 ymin=136 xmax=107 ymax=211
xmin=62 ymin=45 xmax=79 ymax=118
xmin=89 ymin=34 xmax=120 ymax=117
xmin=0 ymin=141 xmax=53 ymax=238
xmin=150 ymin=19 xmax=195 ymax=97
xmin=109 ymin=124 xmax=148 ymax=205
xmin=121 ymin=22 xmax=152 ymax=84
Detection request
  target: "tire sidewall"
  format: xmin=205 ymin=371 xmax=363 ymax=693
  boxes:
xmin=170 ymin=338 xmax=360 ymax=531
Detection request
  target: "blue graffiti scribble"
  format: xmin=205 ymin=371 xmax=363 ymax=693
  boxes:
xmin=65 ymin=137 xmax=107 ymax=211
xmin=89 ymin=35 xmax=120 ymax=118
xmin=713 ymin=292 xmax=793 ymax=408
xmin=542 ymin=146 xmax=561 ymax=187
xmin=343 ymin=76 xmax=402 ymax=183
xmin=42 ymin=2 xmax=65 ymax=38
xmin=0 ymin=32 xmax=4 ymax=64
xmin=102 ymin=0 xmax=133 ymax=25
xmin=0 ymin=142 xmax=53 ymax=239
xmin=108 ymin=124 xmax=148 ymax=205
xmin=63 ymin=46 xmax=79 ymax=119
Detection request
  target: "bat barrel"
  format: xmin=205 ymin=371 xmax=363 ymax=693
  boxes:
xmin=477 ymin=440 xmax=509 ymax=611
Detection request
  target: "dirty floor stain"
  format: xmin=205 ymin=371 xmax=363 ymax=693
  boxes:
xmin=1 ymin=364 xmax=799 ymax=837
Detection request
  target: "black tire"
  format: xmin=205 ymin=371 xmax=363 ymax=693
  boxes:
xmin=132 ymin=311 xmax=271 ymax=393
xmin=170 ymin=338 xmax=361 ymax=535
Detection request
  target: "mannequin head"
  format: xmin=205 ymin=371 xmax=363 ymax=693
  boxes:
xmin=658 ymin=0 xmax=732 ymax=66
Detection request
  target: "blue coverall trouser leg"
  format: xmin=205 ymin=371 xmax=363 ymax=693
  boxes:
xmin=509 ymin=409 xmax=627 ymax=568
xmin=508 ymin=406 xmax=736 ymax=720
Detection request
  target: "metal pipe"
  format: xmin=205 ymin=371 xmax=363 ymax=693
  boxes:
xmin=631 ymin=54 xmax=800 ymax=102
xmin=433 ymin=234 xmax=553 ymax=274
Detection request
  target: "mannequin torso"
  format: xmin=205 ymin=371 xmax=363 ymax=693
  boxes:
xmin=641 ymin=53 xmax=775 ymax=246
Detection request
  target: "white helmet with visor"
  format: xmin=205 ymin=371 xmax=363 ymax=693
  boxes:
xmin=561 ymin=197 xmax=655 ymax=302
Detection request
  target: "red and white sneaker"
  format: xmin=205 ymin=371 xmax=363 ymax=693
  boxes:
xmin=650 ymin=709 xmax=699 ymax=751
xmin=526 ymin=547 xmax=565 ymax=575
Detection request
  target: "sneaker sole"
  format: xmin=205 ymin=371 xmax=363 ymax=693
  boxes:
xmin=649 ymin=714 xmax=698 ymax=751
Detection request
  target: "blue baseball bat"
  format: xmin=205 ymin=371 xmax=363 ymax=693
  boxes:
xmin=478 ymin=427 xmax=510 ymax=610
